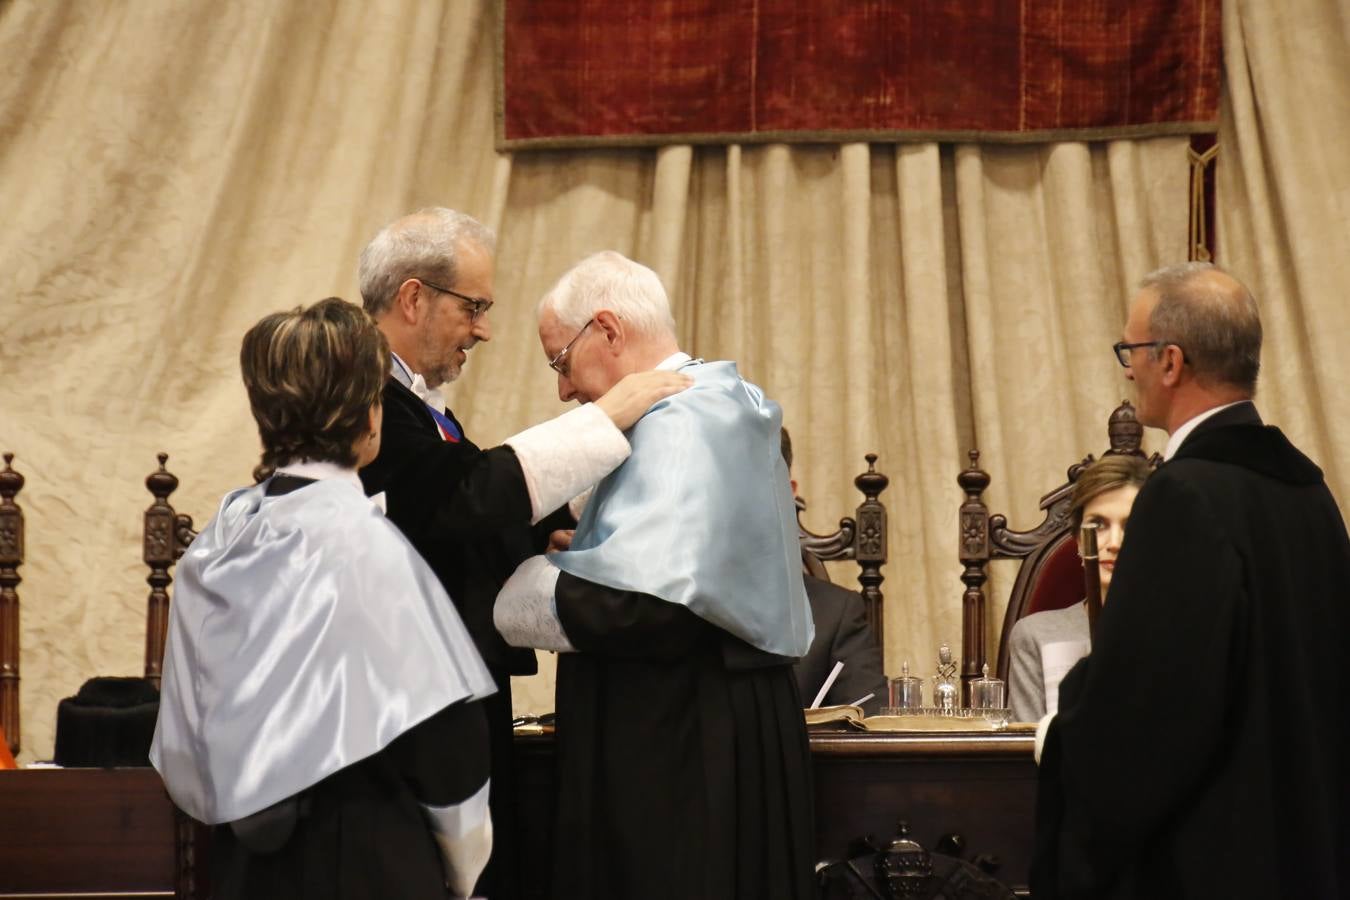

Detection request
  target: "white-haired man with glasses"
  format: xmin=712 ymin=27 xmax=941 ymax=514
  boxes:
xmin=495 ymin=250 xmax=816 ymax=900
xmin=357 ymin=211 xmax=688 ymax=899
xmin=1032 ymin=263 xmax=1350 ymax=899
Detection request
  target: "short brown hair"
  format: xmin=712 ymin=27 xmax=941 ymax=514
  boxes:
xmin=240 ymin=297 xmax=390 ymax=469
xmin=1069 ymin=454 xmax=1152 ymax=532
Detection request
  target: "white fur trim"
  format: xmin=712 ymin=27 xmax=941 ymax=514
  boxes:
xmin=494 ymin=556 xmax=574 ymax=652
xmin=423 ymin=779 xmax=493 ymax=897
xmin=504 ymin=404 xmax=629 ymax=524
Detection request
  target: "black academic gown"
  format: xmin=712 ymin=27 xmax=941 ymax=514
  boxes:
xmin=548 ymin=571 xmax=817 ymax=900
xmin=1032 ymin=402 xmax=1350 ymax=899
xmin=212 ymin=475 xmax=492 ymax=900
xmin=794 ymin=575 xmax=887 ymax=715
xmin=359 ymin=379 xmax=572 ymax=900
xmin=213 ymin=700 xmax=490 ymax=900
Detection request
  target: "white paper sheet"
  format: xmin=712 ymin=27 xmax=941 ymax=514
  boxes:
xmin=1041 ymin=639 xmax=1090 ymax=715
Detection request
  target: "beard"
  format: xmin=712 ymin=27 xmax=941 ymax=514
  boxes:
xmin=416 ymin=334 xmax=469 ymax=389
xmin=424 ymin=355 xmax=461 ymax=389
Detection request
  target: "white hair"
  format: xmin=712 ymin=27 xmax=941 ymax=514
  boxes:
xmin=537 ymin=251 xmax=677 ymax=338
xmin=358 ymin=207 xmax=495 ymax=315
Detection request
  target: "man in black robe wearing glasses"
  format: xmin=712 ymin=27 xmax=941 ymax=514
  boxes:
xmin=1033 ymin=263 xmax=1350 ymax=899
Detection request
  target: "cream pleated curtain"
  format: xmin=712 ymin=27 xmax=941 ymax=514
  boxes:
xmin=1 ymin=0 xmax=1344 ymax=762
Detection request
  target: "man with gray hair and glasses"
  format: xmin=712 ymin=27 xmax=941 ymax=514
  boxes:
xmin=1033 ymin=263 xmax=1350 ymax=899
xmin=495 ymin=250 xmax=816 ymax=900
xmin=357 ymin=211 xmax=688 ymax=899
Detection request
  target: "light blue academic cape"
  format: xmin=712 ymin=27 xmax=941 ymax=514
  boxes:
xmin=550 ymin=359 xmax=814 ymax=658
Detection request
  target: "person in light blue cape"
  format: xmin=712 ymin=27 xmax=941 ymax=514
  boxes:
xmin=151 ymin=298 xmax=495 ymax=900
xmin=495 ymin=251 xmax=816 ymax=900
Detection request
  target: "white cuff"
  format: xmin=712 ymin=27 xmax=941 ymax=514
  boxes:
xmin=494 ymin=556 xmax=575 ymax=652
xmin=505 ymin=403 xmax=629 ymax=525
xmin=423 ymin=779 xmax=493 ymax=898
xmin=568 ymin=486 xmax=594 ymax=521
xmin=1034 ymin=712 xmax=1055 ymax=765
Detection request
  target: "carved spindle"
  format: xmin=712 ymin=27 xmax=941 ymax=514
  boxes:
xmin=0 ymin=453 xmax=25 ymax=755
xmin=144 ymin=453 xmax=181 ymax=688
xmin=853 ymin=454 xmax=889 ymax=645
xmin=957 ymin=449 xmax=992 ymax=705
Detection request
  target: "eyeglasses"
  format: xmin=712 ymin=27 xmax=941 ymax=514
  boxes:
xmin=548 ymin=319 xmax=594 ymax=376
xmin=1113 ymin=340 xmax=1171 ymax=368
xmin=418 ymin=279 xmax=494 ymax=322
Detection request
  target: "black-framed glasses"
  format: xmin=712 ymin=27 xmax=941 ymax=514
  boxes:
xmin=1113 ymin=340 xmax=1169 ymax=368
xmin=418 ymin=279 xmax=494 ymax=322
xmin=548 ymin=319 xmax=594 ymax=375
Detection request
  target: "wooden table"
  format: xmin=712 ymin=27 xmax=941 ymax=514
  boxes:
xmin=0 ymin=768 xmax=187 ymax=899
xmin=0 ymin=730 xmax=1036 ymax=898
xmin=513 ymin=728 xmax=1038 ymax=897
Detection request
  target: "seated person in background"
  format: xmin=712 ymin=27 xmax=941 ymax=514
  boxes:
xmin=781 ymin=427 xmax=887 ymax=715
xmin=152 ymin=298 xmax=496 ymax=899
xmin=1007 ymin=453 xmax=1151 ymax=722
xmin=494 ymin=251 xmax=816 ymax=900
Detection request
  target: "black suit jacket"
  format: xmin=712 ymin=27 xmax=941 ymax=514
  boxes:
xmin=793 ymin=575 xmax=887 ymax=715
xmin=1033 ymin=401 xmax=1350 ymax=899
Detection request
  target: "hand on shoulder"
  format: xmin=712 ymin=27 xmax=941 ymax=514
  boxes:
xmin=594 ymin=370 xmax=693 ymax=430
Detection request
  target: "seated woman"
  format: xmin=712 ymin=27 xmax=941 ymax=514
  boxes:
xmin=152 ymin=298 xmax=495 ymax=899
xmin=1008 ymin=454 xmax=1151 ymax=723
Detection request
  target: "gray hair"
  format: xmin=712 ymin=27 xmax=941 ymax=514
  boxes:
xmin=537 ymin=251 xmax=677 ymax=338
xmin=1141 ymin=262 xmax=1262 ymax=393
xmin=358 ymin=207 xmax=496 ymax=316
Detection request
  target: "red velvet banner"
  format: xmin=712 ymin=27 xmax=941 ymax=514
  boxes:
xmin=498 ymin=0 xmax=1221 ymax=150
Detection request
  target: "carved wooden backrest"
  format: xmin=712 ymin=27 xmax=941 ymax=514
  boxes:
xmin=0 ymin=454 xmax=25 ymax=755
xmin=143 ymin=454 xmax=197 ymax=689
xmin=797 ymin=454 xmax=890 ymax=648
xmin=958 ymin=402 xmax=1156 ymax=695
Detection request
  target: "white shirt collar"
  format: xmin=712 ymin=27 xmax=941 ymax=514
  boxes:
xmin=390 ymin=351 xmax=445 ymax=414
xmin=274 ymin=460 xmax=386 ymax=512
xmin=1163 ymin=400 xmax=1248 ymax=460
xmin=655 ymin=351 xmax=695 ymax=371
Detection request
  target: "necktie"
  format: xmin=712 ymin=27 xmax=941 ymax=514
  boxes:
xmin=406 ymin=373 xmax=461 ymax=442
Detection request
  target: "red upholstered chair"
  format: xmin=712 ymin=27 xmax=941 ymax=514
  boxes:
xmin=796 ymin=454 xmax=890 ymax=650
xmin=957 ymin=402 xmax=1157 ymax=695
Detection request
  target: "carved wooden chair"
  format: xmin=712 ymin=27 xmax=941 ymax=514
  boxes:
xmin=1 ymin=453 xmax=25 ymax=756
xmin=143 ymin=453 xmax=199 ymax=689
xmin=957 ymin=402 xmax=1156 ymax=695
xmin=796 ymin=454 xmax=890 ymax=648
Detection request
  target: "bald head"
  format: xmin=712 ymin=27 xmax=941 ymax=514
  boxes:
xmin=1140 ymin=262 xmax=1262 ymax=394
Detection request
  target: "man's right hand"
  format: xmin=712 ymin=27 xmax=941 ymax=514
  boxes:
xmin=594 ymin=371 xmax=692 ymax=430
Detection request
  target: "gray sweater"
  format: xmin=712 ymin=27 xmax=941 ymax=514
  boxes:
xmin=1007 ymin=603 xmax=1090 ymax=722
